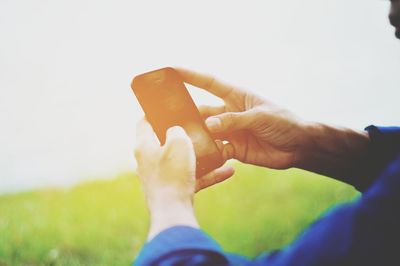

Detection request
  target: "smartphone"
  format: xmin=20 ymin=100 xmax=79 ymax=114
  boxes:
xmin=131 ymin=67 xmax=224 ymax=177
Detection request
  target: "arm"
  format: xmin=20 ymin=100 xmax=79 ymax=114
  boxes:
xmin=176 ymin=68 xmax=389 ymax=191
xmin=134 ymin=120 xmax=199 ymax=240
xmin=256 ymin=151 xmax=400 ymax=266
xmin=133 ymin=119 xmax=235 ymax=265
xmin=295 ymin=123 xmax=371 ymax=190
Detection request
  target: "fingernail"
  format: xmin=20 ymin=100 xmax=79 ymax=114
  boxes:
xmin=206 ymin=117 xmax=222 ymax=132
xmin=224 ymin=166 xmax=235 ymax=175
xmin=216 ymin=166 xmax=235 ymax=177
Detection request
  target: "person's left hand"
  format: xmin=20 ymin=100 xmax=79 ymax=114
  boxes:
xmin=135 ymin=119 xmax=234 ymax=206
xmin=135 ymin=119 xmax=234 ymax=239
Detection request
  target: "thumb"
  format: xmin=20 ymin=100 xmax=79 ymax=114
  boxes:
xmin=163 ymin=126 xmax=195 ymax=161
xmin=162 ymin=126 xmax=196 ymax=179
xmin=205 ymin=110 xmax=257 ymax=133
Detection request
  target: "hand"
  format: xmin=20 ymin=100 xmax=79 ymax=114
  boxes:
xmin=135 ymin=119 xmax=197 ymax=239
xmin=176 ymin=68 xmax=370 ymax=186
xmin=135 ymin=119 xmax=196 ymax=204
xmin=135 ymin=119 xmax=234 ymax=195
xmin=176 ymin=68 xmax=309 ymax=170
xmin=134 ymin=119 xmax=235 ymax=239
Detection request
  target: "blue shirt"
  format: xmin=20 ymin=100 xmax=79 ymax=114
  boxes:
xmin=135 ymin=126 xmax=400 ymax=266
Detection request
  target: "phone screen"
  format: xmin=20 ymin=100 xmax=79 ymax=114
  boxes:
xmin=131 ymin=67 xmax=223 ymax=177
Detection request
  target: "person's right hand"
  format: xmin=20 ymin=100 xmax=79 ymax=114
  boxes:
xmin=176 ymin=68 xmax=311 ymax=170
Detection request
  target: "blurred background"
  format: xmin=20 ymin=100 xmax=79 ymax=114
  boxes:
xmin=0 ymin=0 xmax=399 ymax=265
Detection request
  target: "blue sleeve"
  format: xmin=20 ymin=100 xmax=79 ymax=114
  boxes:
xmin=253 ymin=153 xmax=400 ymax=266
xmin=347 ymin=125 xmax=400 ymax=192
xmin=134 ymin=226 xmax=250 ymax=266
xmin=251 ymin=126 xmax=400 ymax=265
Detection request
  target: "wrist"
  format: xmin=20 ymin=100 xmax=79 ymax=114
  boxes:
xmin=147 ymin=198 xmax=199 ymax=240
xmin=293 ymin=121 xmax=320 ymax=169
xmin=294 ymin=121 xmax=371 ymax=179
xmin=145 ymin=185 xmax=194 ymax=208
xmin=148 ymin=193 xmax=194 ymax=214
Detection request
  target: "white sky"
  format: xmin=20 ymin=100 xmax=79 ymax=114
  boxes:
xmin=1 ymin=0 xmax=399 ymax=193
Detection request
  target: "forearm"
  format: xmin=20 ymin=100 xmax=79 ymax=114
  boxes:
xmin=147 ymin=198 xmax=199 ymax=240
xmin=296 ymin=122 xmax=371 ymax=186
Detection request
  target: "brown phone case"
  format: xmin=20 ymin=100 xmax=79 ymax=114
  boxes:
xmin=131 ymin=67 xmax=224 ymax=177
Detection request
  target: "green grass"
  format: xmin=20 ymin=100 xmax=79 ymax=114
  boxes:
xmin=0 ymin=164 xmax=359 ymax=265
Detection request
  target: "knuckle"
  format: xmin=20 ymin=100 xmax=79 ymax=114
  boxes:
xmin=247 ymin=107 xmax=264 ymax=122
xmin=224 ymin=85 xmax=242 ymax=100
xmin=224 ymin=144 xmax=235 ymax=160
xmin=222 ymin=113 xmax=236 ymax=129
xmin=205 ymin=76 xmax=216 ymax=90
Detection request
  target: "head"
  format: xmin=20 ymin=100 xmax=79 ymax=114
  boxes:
xmin=389 ymin=0 xmax=400 ymax=39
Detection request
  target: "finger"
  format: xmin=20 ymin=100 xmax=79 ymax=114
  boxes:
xmin=205 ymin=110 xmax=258 ymax=133
xmin=175 ymin=68 xmax=234 ymax=99
xmin=195 ymin=165 xmax=235 ymax=192
xmin=135 ymin=119 xmax=159 ymax=159
xmin=215 ymin=139 xmax=223 ymax=151
xmin=165 ymin=126 xmax=192 ymax=147
xmin=163 ymin=126 xmax=195 ymax=161
xmin=221 ymin=142 xmax=235 ymax=161
xmin=215 ymin=140 xmax=235 ymax=162
xmin=198 ymin=105 xmax=225 ymax=119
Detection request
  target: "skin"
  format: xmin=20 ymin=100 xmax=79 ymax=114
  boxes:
xmin=135 ymin=2 xmax=399 ymax=240
xmin=176 ymin=69 xmax=370 ymax=185
xmin=135 ymin=120 xmax=199 ymax=240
